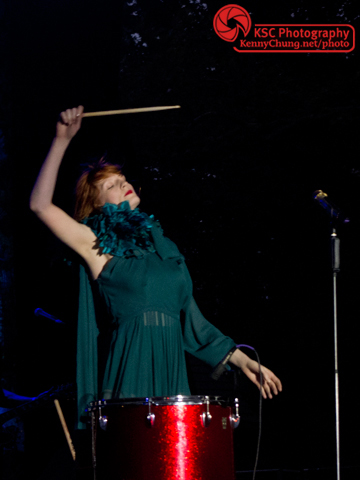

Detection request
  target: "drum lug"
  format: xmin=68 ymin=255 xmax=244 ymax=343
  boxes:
xmin=147 ymin=400 xmax=155 ymax=427
xmin=201 ymin=411 xmax=212 ymax=427
xmin=229 ymin=397 xmax=240 ymax=429
xmin=99 ymin=415 xmax=108 ymax=430
xmin=98 ymin=406 xmax=108 ymax=430
xmin=147 ymin=413 xmax=156 ymax=427
xmin=201 ymin=396 xmax=212 ymax=427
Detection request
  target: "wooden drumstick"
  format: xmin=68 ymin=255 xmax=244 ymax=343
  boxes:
xmin=82 ymin=105 xmax=181 ymax=117
xmin=54 ymin=399 xmax=76 ymax=461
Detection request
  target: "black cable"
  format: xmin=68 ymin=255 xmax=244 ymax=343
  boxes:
xmin=211 ymin=343 xmax=264 ymax=480
xmin=236 ymin=344 xmax=263 ymax=480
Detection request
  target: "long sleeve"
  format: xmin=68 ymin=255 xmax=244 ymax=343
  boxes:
xmin=182 ymin=296 xmax=236 ymax=368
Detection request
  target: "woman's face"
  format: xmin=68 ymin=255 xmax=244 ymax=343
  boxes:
xmin=97 ymin=174 xmax=140 ymax=210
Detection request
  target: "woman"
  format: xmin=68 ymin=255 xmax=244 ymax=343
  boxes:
xmin=30 ymin=106 xmax=282 ymax=429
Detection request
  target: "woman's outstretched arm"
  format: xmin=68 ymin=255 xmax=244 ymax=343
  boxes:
xmin=30 ymin=105 xmax=96 ymax=258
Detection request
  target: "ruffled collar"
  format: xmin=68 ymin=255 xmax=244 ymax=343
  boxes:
xmin=82 ymin=201 xmax=156 ymax=258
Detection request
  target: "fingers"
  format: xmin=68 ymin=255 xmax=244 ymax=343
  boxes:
xmin=273 ymin=374 xmax=283 ymax=393
xmin=260 ymin=368 xmax=282 ymax=399
xmin=259 ymin=377 xmax=273 ymax=399
xmin=59 ymin=105 xmax=84 ymax=126
xmin=238 ymin=358 xmax=282 ymax=400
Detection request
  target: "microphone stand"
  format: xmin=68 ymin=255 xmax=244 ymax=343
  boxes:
xmin=330 ymin=224 xmax=340 ymax=480
xmin=314 ymin=190 xmax=347 ymax=480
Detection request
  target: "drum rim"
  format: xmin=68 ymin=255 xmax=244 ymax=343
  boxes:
xmin=89 ymin=395 xmax=229 ymax=408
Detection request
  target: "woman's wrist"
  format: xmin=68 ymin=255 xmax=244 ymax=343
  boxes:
xmin=229 ymin=348 xmax=250 ymax=370
xmin=53 ymin=135 xmax=71 ymax=147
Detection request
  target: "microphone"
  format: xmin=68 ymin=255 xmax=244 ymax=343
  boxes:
xmin=34 ymin=308 xmax=65 ymax=325
xmin=313 ymin=190 xmax=349 ymax=223
xmin=211 ymin=346 xmax=237 ymax=380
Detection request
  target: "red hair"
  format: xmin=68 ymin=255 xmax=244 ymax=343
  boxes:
xmin=74 ymin=160 xmax=123 ymax=221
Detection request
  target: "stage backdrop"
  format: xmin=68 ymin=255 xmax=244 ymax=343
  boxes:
xmin=4 ymin=0 xmax=360 ymax=475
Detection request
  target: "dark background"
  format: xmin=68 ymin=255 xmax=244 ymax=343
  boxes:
xmin=1 ymin=0 xmax=359 ymax=478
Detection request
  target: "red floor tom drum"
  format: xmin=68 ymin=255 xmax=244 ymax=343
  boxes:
xmin=89 ymin=395 xmax=240 ymax=480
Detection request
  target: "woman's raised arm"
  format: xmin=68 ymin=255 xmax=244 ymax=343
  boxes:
xmin=30 ymin=105 xmax=96 ymax=258
xmin=30 ymin=106 xmax=84 ymax=214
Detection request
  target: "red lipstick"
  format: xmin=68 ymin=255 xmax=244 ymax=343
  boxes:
xmin=125 ymin=190 xmax=133 ymax=196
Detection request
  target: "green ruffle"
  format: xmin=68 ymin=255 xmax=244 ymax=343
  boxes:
xmin=82 ymin=201 xmax=156 ymax=258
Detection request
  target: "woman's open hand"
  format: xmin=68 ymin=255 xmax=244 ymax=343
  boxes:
xmin=230 ymin=348 xmax=282 ymax=399
xmin=56 ymin=105 xmax=84 ymax=141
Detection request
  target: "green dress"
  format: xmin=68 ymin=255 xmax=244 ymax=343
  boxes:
xmin=76 ymin=203 xmax=235 ymax=429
